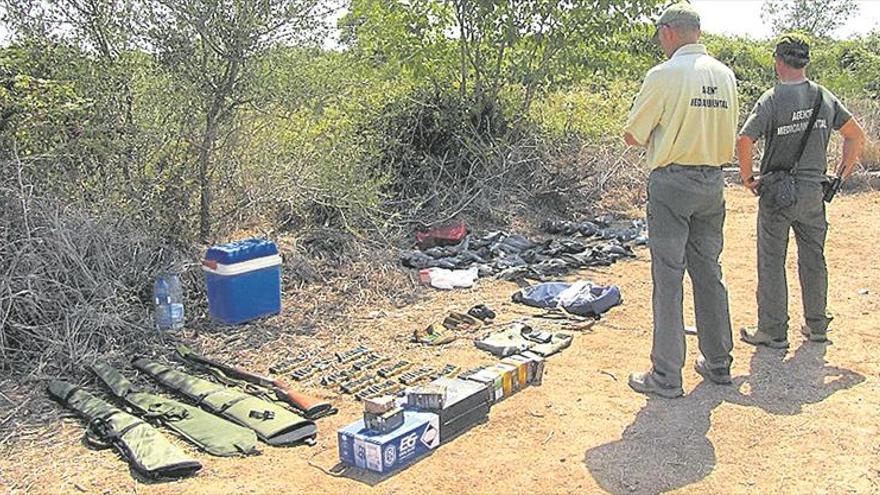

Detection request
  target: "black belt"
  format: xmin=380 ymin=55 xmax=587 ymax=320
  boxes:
xmin=664 ymin=164 xmax=721 ymax=171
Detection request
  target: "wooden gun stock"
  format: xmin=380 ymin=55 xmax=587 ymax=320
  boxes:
xmin=177 ymin=344 xmax=337 ymax=420
xmin=273 ymin=381 xmax=337 ymax=420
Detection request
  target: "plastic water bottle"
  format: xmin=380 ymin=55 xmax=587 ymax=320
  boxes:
xmin=154 ymin=273 xmax=184 ymax=331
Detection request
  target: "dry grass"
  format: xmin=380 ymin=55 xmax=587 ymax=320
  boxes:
xmin=0 ymin=159 xmax=191 ymax=377
xmin=0 ymin=130 xmax=649 ymax=453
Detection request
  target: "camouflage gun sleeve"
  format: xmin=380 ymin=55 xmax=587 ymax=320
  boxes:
xmin=133 ymin=358 xmax=316 ymax=447
xmin=47 ymin=380 xmax=202 ymax=479
xmin=91 ymin=361 xmax=259 ymax=457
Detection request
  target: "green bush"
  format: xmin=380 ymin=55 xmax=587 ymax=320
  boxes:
xmin=703 ymin=35 xmax=776 ymax=110
xmin=530 ymin=80 xmax=640 ymax=141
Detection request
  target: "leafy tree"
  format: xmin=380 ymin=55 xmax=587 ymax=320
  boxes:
xmin=2 ymin=0 xmax=332 ymax=241
xmin=0 ymin=46 xmax=88 ymax=150
xmin=1 ymin=0 xmax=143 ymax=187
xmin=449 ymin=0 xmax=661 ymax=116
xmin=140 ymin=0 xmax=331 ymax=240
xmin=761 ymin=0 xmax=859 ymax=38
xmin=342 ymin=1 xmax=662 ymax=101
xmin=339 ymin=0 xmax=456 ymax=86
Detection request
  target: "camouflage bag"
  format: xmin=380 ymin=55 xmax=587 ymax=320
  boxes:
xmin=133 ymin=359 xmax=316 ymax=446
xmin=47 ymin=380 xmax=201 ymax=479
xmin=91 ymin=361 xmax=259 ymax=457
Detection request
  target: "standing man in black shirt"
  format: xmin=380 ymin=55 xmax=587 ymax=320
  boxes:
xmin=737 ymin=33 xmax=866 ymax=348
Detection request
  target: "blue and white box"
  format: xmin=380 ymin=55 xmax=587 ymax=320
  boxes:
xmin=202 ymin=238 xmax=282 ymax=325
xmin=338 ymin=410 xmax=440 ymax=475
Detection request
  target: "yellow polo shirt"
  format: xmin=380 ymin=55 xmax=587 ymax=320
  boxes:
xmin=625 ymin=44 xmax=739 ymax=169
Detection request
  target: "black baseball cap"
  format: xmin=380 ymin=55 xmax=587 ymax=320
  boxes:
xmin=774 ymin=32 xmax=811 ymax=68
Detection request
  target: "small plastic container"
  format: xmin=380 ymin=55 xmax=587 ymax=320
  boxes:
xmin=154 ymin=273 xmax=185 ymax=331
xmin=202 ymin=238 xmax=282 ymax=325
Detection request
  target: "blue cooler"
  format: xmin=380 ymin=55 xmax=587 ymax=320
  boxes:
xmin=202 ymin=238 xmax=282 ymax=324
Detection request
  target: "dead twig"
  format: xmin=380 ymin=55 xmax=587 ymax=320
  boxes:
xmin=598 ymin=369 xmax=618 ymax=381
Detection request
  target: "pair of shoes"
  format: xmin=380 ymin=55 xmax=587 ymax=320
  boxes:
xmin=412 ymin=324 xmax=457 ymax=346
xmin=740 ymin=327 xmax=789 ymax=349
xmin=443 ymin=312 xmax=483 ymax=332
xmin=800 ymin=325 xmax=829 ymax=343
xmin=628 ymin=371 xmax=684 ymax=398
xmin=694 ymin=355 xmax=731 ymax=385
xmin=467 ymin=304 xmax=496 ymax=322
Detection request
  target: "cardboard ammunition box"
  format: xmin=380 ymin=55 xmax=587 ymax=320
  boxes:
xmin=501 ymin=357 xmax=529 ymax=389
xmin=417 ymin=377 xmax=491 ymax=443
xmin=464 ymin=367 xmax=504 ymax=403
xmin=407 ymin=384 xmax=447 ymax=410
xmin=338 ymin=410 xmax=440 ymax=475
xmin=440 ymin=401 xmax=489 ymax=443
xmin=364 ymin=395 xmax=397 ymax=415
xmin=457 ymin=366 xmax=486 ymax=380
xmin=489 ymin=362 xmax=520 ymax=395
xmin=519 ymin=351 xmax=546 ymax=385
xmin=364 ymin=406 xmax=405 ymax=433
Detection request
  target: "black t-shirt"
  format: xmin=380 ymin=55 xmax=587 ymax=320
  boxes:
xmin=740 ymin=81 xmax=852 ymax=182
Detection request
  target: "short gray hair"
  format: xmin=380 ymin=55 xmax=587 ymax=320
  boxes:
xmin=666 ymin=19 xmax=700 ymax=36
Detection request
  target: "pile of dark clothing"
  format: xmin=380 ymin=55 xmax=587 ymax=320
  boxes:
xmin=539 ymin=217 xmax=648 ymax=245
xmin=400 ymin=216 xmax=647 ymax=281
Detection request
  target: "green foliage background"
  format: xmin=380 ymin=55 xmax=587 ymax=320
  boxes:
xmin=1 ymin=2 xmax=878 ymax=244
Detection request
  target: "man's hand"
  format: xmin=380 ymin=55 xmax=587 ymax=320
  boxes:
xmin=742 ymin=174 xmax=760 ymax=196
xmin=624 ymin=132 xmax=643 ymax=148
xmin=736 ymin=134 xmax=759 ymax=197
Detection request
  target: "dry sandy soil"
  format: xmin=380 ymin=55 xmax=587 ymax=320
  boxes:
xmin=1 ymin=187 xmax=878 ymax=495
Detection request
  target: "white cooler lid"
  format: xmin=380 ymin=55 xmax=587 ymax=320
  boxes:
xmin=202 ymin=254 xmax=282 ymax=276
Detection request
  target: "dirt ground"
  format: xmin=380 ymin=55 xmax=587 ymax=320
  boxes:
xmin=1 ymin=187 xmax=879 ymax=495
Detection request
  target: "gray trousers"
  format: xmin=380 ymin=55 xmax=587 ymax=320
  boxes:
xmin=757 ymin=181 xmax=831 ymax=338
xmin=647 ymin=166 xmax=733 ymax=387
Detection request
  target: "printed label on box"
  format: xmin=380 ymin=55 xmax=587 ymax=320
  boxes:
xmin=490 ymin=363 xmax=518 ymax=395
xmin=520 ymin=351 xmax=546 ymax=385
xmin=364 ymin=442 xmax=382 ymax=471
xmin=421 ymin=419 xmax=440 ymax=449
xmin=383 ymin=444 xmax=397 ymax=467
xmin=501 ymin=357 xmax=529 ymax=388
xmin=338 ymin=410 xmax=440 ymax=475
xmin=353 ymin=437 xmax=367 ymax=469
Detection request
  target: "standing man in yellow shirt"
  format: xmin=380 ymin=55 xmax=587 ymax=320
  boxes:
xmin=624 ymin=2 xmax=740 ymax=398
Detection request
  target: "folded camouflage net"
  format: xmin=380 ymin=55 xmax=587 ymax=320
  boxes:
xmin=134 ymin=359 xmax=316 ymax=446
xmin=91 ymin=361 xmax=259 ymax=457
xmin=47 ymin=380 xmax=202 ymax=479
